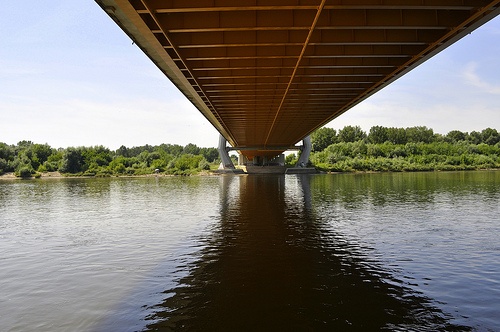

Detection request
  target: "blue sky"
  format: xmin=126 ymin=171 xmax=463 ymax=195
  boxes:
xmin=1 ymin=2 xmax=499 ymax=150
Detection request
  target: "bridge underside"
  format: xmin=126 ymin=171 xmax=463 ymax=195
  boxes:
xmin=97 ymin=0 xmax=499 ymax=159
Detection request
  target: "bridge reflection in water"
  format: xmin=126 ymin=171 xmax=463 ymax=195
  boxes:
xmin=142 ymin=175 xmax=469 ymax=331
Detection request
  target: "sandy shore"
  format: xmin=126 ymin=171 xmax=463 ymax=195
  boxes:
xmin=0 ymin=171 xmax=219 ymax=180
xmin=0 ymin=172 xmax=66 ymax=180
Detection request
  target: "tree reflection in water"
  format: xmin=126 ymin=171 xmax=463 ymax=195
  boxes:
xmin=143 ymin=175 xmax=470 ymax=331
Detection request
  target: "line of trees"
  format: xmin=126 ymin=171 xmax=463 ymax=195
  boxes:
xmin=2 ymin=125 xmax=499 ymax=177
xmin=0 ymin=142 xmax=220 ymax=177
xmin=310 ymin=126 xmax=500 ymax=172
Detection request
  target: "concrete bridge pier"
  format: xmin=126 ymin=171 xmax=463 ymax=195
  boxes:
xmin=286 ymin=135 xmax=317 ymax=174
xmin=218 ymin=134 xmax=315 ymax=174
xmin=217 ymin=134 xmax=235 ymax=170
xmin=296 ymin=135 xmax=312 ymax=168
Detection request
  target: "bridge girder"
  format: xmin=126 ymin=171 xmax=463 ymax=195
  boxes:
xmin=96 ymin=0 xmax=500 ymax=159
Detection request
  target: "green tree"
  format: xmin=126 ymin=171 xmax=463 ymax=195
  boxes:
xmin=406 ymin=126 xmax=434 ymax=143
xmin=108 ymin=156 xmax=131 ymax=174
xmin=137 ymin=151 xmax=161 ymax=167
xmin=82 ymin=146 xmax=112 ymax=168
xmin=158 ymin=144 xmax=183 ymax=156
xmin=467 ymin=131 xmax=482 ymax=145
xmin=183 ymin=143 xmax=200 ymax=155
xmin=368 ymin=126 xmax=389 ymax=144
xmin=31 ymin=144 xmax=53 ymax=164
xmin=338 ymin=125 xmax=366 ymax=143
xmin=386 ymin=127 xmax=407 ymax=144
xmin=116 ymin=145 xmax=130 ymax=157
xmin=59 ymin=148 xmax=84 ymax=173
xmin=0 ymin=158 xmax=8 ymax=174
xmin=0 ymin=143 xmax=16 ymax=173
xmin=15 ymin=140 xmax=34 ymax=152
xmin=0 ymin=143 xmax=15 ymax=161
xmin=446 ymin=130 xmax=467 ymax=143
xmin=12 ymin=152 xmax=35 ymax=177
xmin=43 ymin=151 xmax=63 ymax=172
xmin=127 ymin=144 xmax=154 ymax=157
xmin=200 ymin=147 xmax=219 ymax=162
xmin=481 ymin=128 xmax=500 ymax=145
xmin=311 ymin=127 xmax=337 ymax=152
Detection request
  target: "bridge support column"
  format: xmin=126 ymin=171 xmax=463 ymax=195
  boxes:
xmin=218 ymin=134 xmax=235 ymax=169
xmin=296 ymin=135 xmax=312 ymax=167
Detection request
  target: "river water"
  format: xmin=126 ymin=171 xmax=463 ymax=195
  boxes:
xmin=0 ymin=171 xmax=499 ymax=331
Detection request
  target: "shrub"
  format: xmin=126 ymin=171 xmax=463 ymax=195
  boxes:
xmin=174 ymin=154 xmax=203 ymax=171
xmin=198 ymin=159 xmax=210 ymax=171
xmin=16 ymin=166 xmax=33 ymax=178
xmin=285 ymin=153 xmax=298 ymax=166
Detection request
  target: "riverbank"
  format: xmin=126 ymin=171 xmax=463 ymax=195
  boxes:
xmin=0 ymin=170 xmax=222 ymax=180
xmin=3 ymin=167 xmax=500 ymax=180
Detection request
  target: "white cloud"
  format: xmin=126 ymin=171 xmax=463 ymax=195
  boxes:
xmin=463 ymin=62 xmax=500 ymax=95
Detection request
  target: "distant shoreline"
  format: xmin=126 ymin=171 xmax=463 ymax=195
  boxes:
xmin=0 ymin=171 xmax=172 ymax=180
xmin=0 ymin=170 xmax=221 ymax=180
xmin=2 ymin=168 xmax=499 ymax=180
